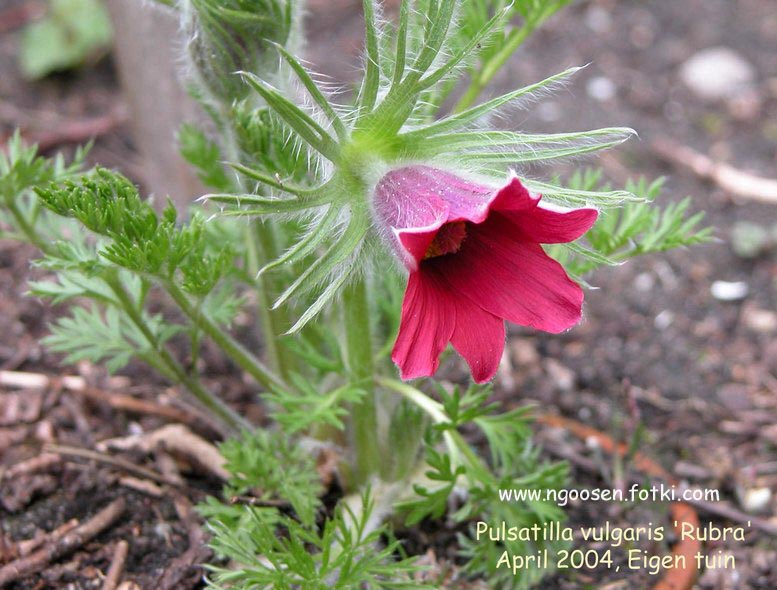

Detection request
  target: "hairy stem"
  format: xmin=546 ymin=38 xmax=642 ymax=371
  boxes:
xmin=3 ymin=197 xmax=49 ymax=252
xmin=377 ymin=378 xmax=462 ymax=470
xmin=247 ymin=220 xmax=296 ymax=381
xmin=105 ymin=274 xmax=251 ymax=434
xmin=453 ymin=24 xmax=532 ymax=113
xmin=221 ymin=107 xmax=296 ymax=382
xmin=343 ymin=278 xmax=381 ymax=485
xmin=163 ymin=280 xmax=289 ymax=394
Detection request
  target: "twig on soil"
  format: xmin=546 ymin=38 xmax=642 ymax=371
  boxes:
xmin=652 ymin=139 xmax=777 ymax=204
xmin=0 ymin=369 xmax=125 ymax=391
xmin=678 ymin=488 xmax=777 ymax=537
xmin=75 ymin=385 xmax=206 ymax=427
xmin=155 ymin=452 xmax=187 ymax=487
xmin=0 ymin=452 xmax=61 ymax=482
xmin=156 ymin=493 xmax=210 ymax=590
xmin=118 ymin=476 xmax=165 ymax=498
xmin=16 ymin=106 xmax=129 ymax=153
xmin=543 ymin=432 xmax=777 ymax=538
xmin=102 ymin=540 xmax=129 ymax=590
xmin=18 ymin=519 xmax=79 ymax=558
xmin=0 ymin=497 xmax=126 ymax=586
xmin=97 ymin=424 xmax=229 ymax=482
xmin=0 ymin=369 xmax=208 ymax=429
xmin=45 ymin=443 xmax=181 ymax=487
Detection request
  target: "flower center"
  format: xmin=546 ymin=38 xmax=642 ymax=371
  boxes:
xmin=424 ymin=222 xmax=467 ymax=259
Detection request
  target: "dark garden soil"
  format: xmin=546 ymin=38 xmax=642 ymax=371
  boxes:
xmin=1 ymin=0 xmax=776 ymax=588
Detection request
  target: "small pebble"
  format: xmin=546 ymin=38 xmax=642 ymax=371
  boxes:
xmin=585 ymin=6 xmax=612 ymax=33
xmin=545 ymin=358 xmax=575 ymax=391
xmin=741 ymin=487 xmax=772 ymax=514
xmin=634 ymin=272 xmax=656 ymax=292
xmin=586 ymin=76 xmax=617 ymax=102
xmin=711 ymin=280 xmax=749 ymax=301
xmin=654 ymin=310 xmax=674 ymax=331
xmin=679 ymin=46 xmax=756 ymax=101
xmin=742 ymin=307 xmax=777 ymax=334
xmin=730 ymin=221 xmax=770 ymax=258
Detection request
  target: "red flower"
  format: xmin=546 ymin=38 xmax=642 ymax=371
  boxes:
xmin=373 ymin=166 xmax=598 ymax=383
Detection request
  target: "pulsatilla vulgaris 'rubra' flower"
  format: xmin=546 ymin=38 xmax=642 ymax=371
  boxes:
xmin=373 ymin=166 xmax=598 ymax=384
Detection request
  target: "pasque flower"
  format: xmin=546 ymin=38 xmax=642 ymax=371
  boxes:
xmin=373 ymin=166 xmax=598 ymax=383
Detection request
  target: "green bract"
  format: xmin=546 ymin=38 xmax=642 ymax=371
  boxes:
xmin=202 ymin=0 xmax=644 ymax=331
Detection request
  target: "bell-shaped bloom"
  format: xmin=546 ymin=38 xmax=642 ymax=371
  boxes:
xmin=373 ymin=166 xmax=598 ymax=383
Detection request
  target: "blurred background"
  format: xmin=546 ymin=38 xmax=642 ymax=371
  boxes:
xmin=1 ymin=0 xmax=775 ymax=588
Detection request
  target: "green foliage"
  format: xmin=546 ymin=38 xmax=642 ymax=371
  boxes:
xmin=265 ymin=382 xmax=364 ymax=435
xmin=450 ymin=0 xmax=573 ymax=110
xmin=19 ymin=0 xmax=112 ymax=79
xmin=179 ymin=124 xmax=234 ymax=192
xmin=385 ymin=400 xmax=427 ymax=481
xmin=387 ymin=381 xmax=569 ymax=590
xmin=457 ymin=462 xmax=569 ymax=590
xmin=44 ymin=300 xmax=181 ymax=375
xmin=216 ymin=429 xmax=323 ymax=526
xmin=548 ymin=170 xmax=714 ymax=276
xmin=34 ymin=168 xmax=235 ymax=294
xmin=201 ymin=435 xmax=431 ymax=590
xmin=182 ymin=0 xmax=297 ymax=102
xmin=1 ymin=134 xmax=258 ymax=433
xmin=0 ymin=132 xmax=85 ymax=200
xmin=230 ymin=104 xmax=313 ymax=182
xmin=203 ymin=490 xmax=429 ymax=590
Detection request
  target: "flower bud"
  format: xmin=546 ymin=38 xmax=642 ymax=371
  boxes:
xmin=181 ymin=0 xmax=300 ymax=103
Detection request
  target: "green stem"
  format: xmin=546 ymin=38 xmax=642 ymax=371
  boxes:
xmin=4 ymin=197 xmax=50 ymax=253
xmin=221 ymin=108 xmax=296 ymax=382
xmin=248 ymin=221 xmax=296 ymax=381
xmin=378 ymin=378 xmax=493 ymax=481
xmin=343 ymin=278 xmax=380 ymax=485
xmin=378 ymin=378 xmax=462 ymax=470
xmin=164 ymin=280 xmax=288 ymax=394
xmin=105 ymin=274 xmax=251 ymax=434
xmin=453 ymin=24 xmax=533 ymax=113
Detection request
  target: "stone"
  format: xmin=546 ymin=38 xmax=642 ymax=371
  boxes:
xmin=545 ymin=358 xmax=575 ymax=391
xmin=710 ymin=280 xmax=749 ymax=301
xmin=586 ymin=76 xmax=617 ymax=102
xmin=740 ymin=487 xmax=772 ymax=514
xmin=742 ymin=306 xmax=777 ymax=334
xmin=679 ymin=46 xmax=756 ymax=101
xmin=730 ymin=221 xmax=770 ymax=259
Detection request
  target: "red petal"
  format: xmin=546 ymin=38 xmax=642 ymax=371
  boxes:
xmin=392 ymin=269 xmax=456 ymax=380
xmin=433 ymin=214 xmax=585 ymax=334
xmin=490 ymin=176 xmax=540 ymax=212
xmin=395 ymin=222 xmax=444 ymax=269
xmin=491 ymin=176 xmax=598 ymax=243
xmin=448 ymin=297 xmax=505 ymax=383
xmin=374 ymin=166 xmax=497 ymax=269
